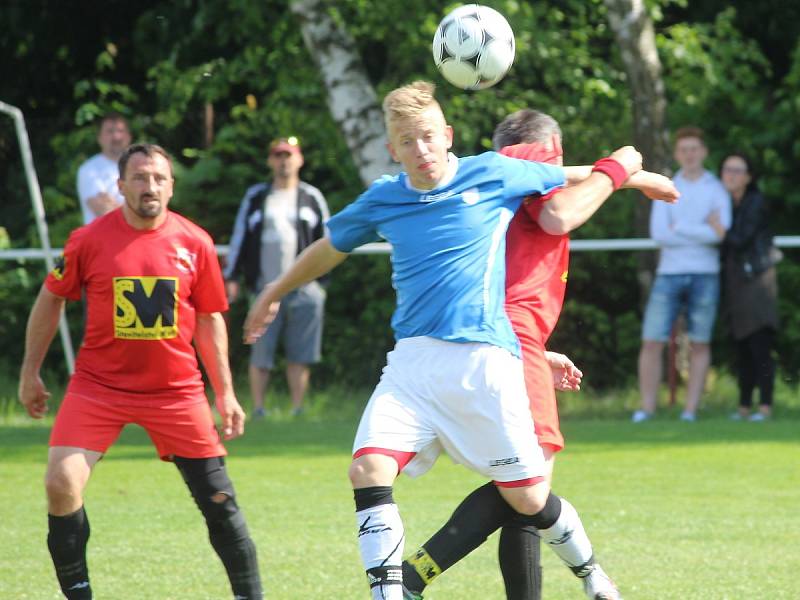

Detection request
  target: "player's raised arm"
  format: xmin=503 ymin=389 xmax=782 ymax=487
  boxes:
xmin=623 ymin=170 xmax=680 ymax=202
xmin=560 ymin=149 xmax=678 ymax=204
xmin=18 ymin=286 xmax=65 ymax=418
xmin=538 ymin=146 xmax=643 ymax=234
xmin=244 ymin=237 xmax=347 ymax=344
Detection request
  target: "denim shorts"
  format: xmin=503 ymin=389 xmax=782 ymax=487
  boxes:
xmin=641 ymin=273 xmax=720 ymax=343
xmin=250 ymin=281 xmax=326 ymax=369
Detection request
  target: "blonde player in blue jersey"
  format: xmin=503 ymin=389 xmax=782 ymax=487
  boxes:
xmin=244 ymin=81 xmax=644 ymax=600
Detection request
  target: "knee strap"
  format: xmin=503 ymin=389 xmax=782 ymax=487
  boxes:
xmin=511 ymin=492 xmax=562 ymax=530
xmin=174 ymin=456 xmax=239 ymax=524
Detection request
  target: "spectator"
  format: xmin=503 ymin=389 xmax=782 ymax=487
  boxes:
xmin=225 ymin=137 xmax=329 ymax=417
xmin=718 ymin=153 xmax=779 ymax=421
xmin=634 ymin=127 xmax=732 ymax=422
xmin=76 ymin=113 xmax=131 ymax=224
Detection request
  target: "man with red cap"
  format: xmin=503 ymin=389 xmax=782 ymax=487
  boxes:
xmin=225 ymin=137 xmax=330 ymax=418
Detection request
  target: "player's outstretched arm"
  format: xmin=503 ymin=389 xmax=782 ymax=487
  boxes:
xmin=623 ymin=170 xmax=680 ymax=202
xmin=244 ymin=237 xmax=348 ymax=344
xmin=545 ymin=351 xmax=583 ymax=392
xmin=538 ymin=146 xmax=643 ymax=235
xmin=18 ymin=286 xmax=66 ymax=418
xmin=195 ymin=312 xmax=244 ymax=439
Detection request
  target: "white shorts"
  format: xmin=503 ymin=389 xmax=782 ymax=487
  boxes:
xmin=352 ymin=336 xmax=546 ymax=484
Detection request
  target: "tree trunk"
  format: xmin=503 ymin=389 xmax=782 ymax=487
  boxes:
xmin=289 ymin=0 xmax=398 ymax=187
xmin=604 ymin=0 xmax=671 ymax=296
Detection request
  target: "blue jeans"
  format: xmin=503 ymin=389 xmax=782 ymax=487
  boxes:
xmin=641 ymin=274 xmax=720 ymax=343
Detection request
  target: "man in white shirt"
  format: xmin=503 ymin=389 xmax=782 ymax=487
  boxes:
xmin=634 ymin=126 xmax=732 ymax=422
xmin=76 ymin=113 xmax=131 ymax=224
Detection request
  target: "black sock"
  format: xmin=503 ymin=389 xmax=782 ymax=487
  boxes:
xmin=47 ymin=507 xmax=92 ymax=599
xmin=499 ymin=519 xmax=542 ymax=600
xmin=402 ymin=482 xmax=514 ymax=593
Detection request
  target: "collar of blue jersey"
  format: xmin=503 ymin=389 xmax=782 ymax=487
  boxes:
xmin=402 ymin=152 xmax=459 ymax=192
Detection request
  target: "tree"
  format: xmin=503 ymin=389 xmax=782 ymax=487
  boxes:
xmin=288 ymin=0 xmax=397 ymax=186
xmin=604 ymin=0 xmax=671 ymax=296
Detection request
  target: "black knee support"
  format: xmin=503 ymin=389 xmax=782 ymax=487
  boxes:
xmin=174 ymin=456 xmax=262 ymax=599
xmin=174 ymin=456 xmax=238 ymax=522
xmin=353 ymin=486 xmax=395 ymax=511
xmin=512 ymin=492 xmax=562 ymax=530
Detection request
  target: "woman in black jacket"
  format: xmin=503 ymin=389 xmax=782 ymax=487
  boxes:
xmin=717 ymin=153 xmax=779 ymax=420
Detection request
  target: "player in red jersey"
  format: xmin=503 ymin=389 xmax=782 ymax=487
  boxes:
xmin=18 ymin=144 xmax=262 ymax=600
xmin=401 ymin=111 xmax=678 ymax=600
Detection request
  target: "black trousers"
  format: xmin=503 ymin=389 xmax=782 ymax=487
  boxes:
xmin=736 ymin=327 xmax=775 ymax=408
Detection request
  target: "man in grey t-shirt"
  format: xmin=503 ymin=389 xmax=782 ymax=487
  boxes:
xmin=225 ymin=137 xmax=329 ymax=417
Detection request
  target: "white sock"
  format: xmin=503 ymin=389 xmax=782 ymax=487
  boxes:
xmin=538 ymin=497 xmax=595 ymax=575
xmin=355 ymin=503 xmax=405 ymax=600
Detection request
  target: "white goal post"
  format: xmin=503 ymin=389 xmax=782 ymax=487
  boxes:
xmin=0 ymin=100 xmax=75 ymax=374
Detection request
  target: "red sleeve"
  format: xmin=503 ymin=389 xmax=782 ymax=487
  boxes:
xmin=191 ymin=236 xmax=229 ymax=314
xmin=522 ymin=188 xmax=561 ymax=222
xmin=44 ymin=229 xmax=85 ymax=301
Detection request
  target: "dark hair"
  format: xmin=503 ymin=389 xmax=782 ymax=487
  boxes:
xmin=118 ymin=143 xmax=173 ymax=179
xmin=673 ymin=126 xmax=705 ymax=146
xmin=98 ymin=112 xmax=129 ymax=132
xmin=492 ymin=109 xmax=561 ymax=150
xmin=720 ymin=152 xmax=757 ymax=192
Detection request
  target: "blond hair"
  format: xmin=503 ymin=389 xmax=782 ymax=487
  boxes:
xmin=382 ymin=81 xmax=443 ymax=130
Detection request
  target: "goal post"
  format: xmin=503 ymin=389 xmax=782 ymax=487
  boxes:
xmin=0 ymin=100 xmax=75 ymax=374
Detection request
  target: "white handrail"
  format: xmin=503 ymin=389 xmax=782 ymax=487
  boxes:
xmin=3 ymin=236 xmax=800 ymax=261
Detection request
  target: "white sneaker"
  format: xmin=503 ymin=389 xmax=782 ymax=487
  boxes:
xmin=631 ymin=410 xmax=651 ymax=423
xmin=679 ymin=411 xmax=696 ymax=422
xmin=581 ymin=564 xmax=622 ymax=599
xmin=749 ymin=412 xmax=768 ymax=422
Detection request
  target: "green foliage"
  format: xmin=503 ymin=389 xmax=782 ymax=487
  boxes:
xmin=2 ymin=1 xmax=800 ymax=391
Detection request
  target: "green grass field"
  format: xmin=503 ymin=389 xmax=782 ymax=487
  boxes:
xmin=2 ymin=396 xmax=798 ymax=599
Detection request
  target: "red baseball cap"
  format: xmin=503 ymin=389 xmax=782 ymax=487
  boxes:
xmin=269 ymin=136 xmax=302 ymax=156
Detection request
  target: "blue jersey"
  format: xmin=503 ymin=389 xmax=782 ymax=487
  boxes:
xmin=327 ymin=152 xmax=565 ymax=356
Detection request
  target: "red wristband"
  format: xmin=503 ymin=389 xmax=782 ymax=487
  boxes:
xmin=592 ymin=157 xmax=628 ymax=190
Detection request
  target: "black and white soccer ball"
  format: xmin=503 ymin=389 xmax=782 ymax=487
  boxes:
xmin=432 ymin=4 xmax=515 ymax=90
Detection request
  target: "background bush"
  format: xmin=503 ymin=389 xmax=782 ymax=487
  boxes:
xmin=2 ymin=1 xmax=799 ymax=392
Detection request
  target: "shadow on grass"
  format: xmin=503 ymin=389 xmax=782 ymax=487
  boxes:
xmin=0 ymin=417 xmax=359 ymax=462
xmin=561 ymin=413 xmax=800 ymax=455
xmin=2 ymin=407 xmax=797 ymax=465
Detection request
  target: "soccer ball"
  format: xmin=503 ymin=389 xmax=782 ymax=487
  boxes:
xmin=432 ymin=4 xmax=515 ymax=90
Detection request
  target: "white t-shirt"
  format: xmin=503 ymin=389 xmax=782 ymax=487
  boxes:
xmin=650 ymin=169 xmax=732 ymax=274
xmin=76 ymin=153 xmax=124 ymax=224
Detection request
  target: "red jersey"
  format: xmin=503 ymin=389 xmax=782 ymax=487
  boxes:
xmin=46 ymin=209 xmax=228 ymax=405
xmin=501 ymin=143 xmax=570 ymax=451
xmin=504 ymin=190 xmax=569 ymax=348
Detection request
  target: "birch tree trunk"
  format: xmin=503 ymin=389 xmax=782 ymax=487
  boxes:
xmin=604 ymin=0 xmax=671 ymax=294
xmin=289 ymin=0 xmax=398 ymax=186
